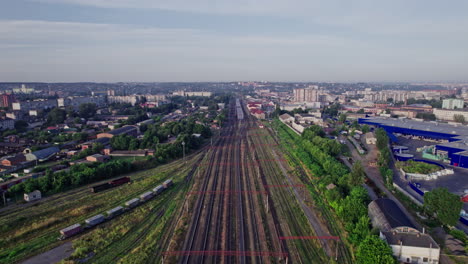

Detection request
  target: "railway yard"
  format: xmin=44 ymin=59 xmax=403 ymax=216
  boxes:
xmin=0 ymin=97 xmax=352 ymax=264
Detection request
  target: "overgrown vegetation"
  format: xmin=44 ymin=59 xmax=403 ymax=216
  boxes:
xmin=272 ymin=120 xmax=395 ymax=263
xmin=375 ymin=128 xmax=393 ymax=187
xmin=396 ymin=160 xmax=441 ymax=174
xmin=424 ymin=188 xmax=463 ymax=226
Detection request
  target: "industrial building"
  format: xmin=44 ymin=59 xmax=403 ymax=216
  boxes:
xmin=369 ymin=198 xmax=440 ymax=264
xmin=359 ymin=117 xmax=468 ymax=169
xmin=23 ymin=146 xmax=60 ymax=162
xmin=96 ymin=125 xmax=138 ymax=139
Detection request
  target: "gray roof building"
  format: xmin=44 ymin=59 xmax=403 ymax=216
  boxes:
xmin=24 ymin=146 xmax=60 ymax=162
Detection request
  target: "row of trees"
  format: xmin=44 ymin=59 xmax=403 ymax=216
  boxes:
xmin=375 ymin=128 xmax=393 ymax=187
xmin=9 ymin=160 xmax=133 ymax=196
xmin=278 ymin=121 xmax=395 ymax=263
xmin=110 ymin=120 xmax=212 ymax=151
xmin=46 ymin=103 xmax=98 ymax=125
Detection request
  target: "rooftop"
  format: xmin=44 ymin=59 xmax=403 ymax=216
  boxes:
xmin=31 ymin=147 xmax=60 ymax=160
xmin=107 ymin=125 xmax=137 ymax=135
xmin=382 ymin=231 xmax=439 ymax=249
xmin=369 ymin=198 xmax=415 ymax=229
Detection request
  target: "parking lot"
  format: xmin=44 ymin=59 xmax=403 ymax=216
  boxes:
xmin=395 ymin=137 xmax=468 ymax=212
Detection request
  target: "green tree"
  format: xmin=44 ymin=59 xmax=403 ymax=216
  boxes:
xmin=47 ymin=108 xmax=67 ymax=125
xmin=349 ymin=215 xmax=371 ymax=245
xmin=339 ymin=113 xmax=347 ymax=123
xmin=454 ymin=114 xmax=465 ymax=124
xmin=357 ymin=108 xmax=365 ymax=114
xmin=110 ymin=134 xmax=132 ymax=150
xmin=424 ymin=187 xmax=463 ymax=226
xmin=356 ymin=235 xmax=395 ymax=264
xmin=79 ymin=103 xmax=97 ymax=119
xmin=349 ymin=161 xmax=366 ymax=186
xmin=361 ymin=125 xmax=370 ymax=134
xmin=302 ymin=125 xmax=325 ymax=139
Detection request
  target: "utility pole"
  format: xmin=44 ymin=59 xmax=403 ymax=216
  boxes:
xmin=2 ymin=191 xmax=6 ymax=206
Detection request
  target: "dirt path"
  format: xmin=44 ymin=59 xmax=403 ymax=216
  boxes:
xmin=21 ymin=242 xmax=73 ymax=264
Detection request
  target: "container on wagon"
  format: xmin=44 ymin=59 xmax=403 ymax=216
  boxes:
xmin=140 ymin=191 xmax=154 ymax=201
xmin=163 ymin=179 xmax=173 ymax=188
xmin=60 ymin=223 xmax=82 ymax=238
xmin=106 ymin=206 xmax=124 ymax=217
xmin=85 ymin=214 xmax=105 ymax=226
xmin=153 ymin=185 xmax=164 ymax=195
xmin=125 ymin=198 xmax=140 ymax=208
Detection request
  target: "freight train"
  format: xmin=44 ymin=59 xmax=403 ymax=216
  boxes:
xmin=59 ymin=178 xmax=173 ymax=240
xmin=90 ymin=176 xmax=131 ymax=193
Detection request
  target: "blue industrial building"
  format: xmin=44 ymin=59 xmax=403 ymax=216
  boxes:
xmin=359 ymin=117 xmax=468 ymax=169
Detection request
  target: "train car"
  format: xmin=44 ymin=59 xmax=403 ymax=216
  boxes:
xmin=90 ymin=183 xmax=112 ymax=193
xmin=125 ymin=198 xmax=140 ymax=208
xmin=59 ymin=223 xmax=82 ymax=239
xmin=85 ymin=214 xmax=105 ymax=227
xmin=163 ymin=179 xmax=173 ymax=189
xmin=109 ymin=176 xmax=131 ymax=186
xmin=140 ymin=191 xmax=154 ymax=201
xmin=153 ymin=185 xmax=164 ymax=195
xmin=106 ymin=206 xmax=124 ymax=218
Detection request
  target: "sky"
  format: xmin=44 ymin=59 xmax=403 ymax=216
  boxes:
xmin=1 ymin=0 xmax=468 ymax=82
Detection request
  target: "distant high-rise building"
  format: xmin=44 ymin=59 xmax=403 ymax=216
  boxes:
xmin=107 ymin=89 xmax=115 ymax=96
xmin=293 ymin=86 xmax=319 ymax=102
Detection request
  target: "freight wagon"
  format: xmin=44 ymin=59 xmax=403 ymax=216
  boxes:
xmin=58 ymin=180 xmax=170 ymax=240
xmin=106 ymin=206 xmax=124 ymax=218
xmin=140 ymin=191 xmax=154 ymax=201
xmin=59 ymin=224 xmax=82 ymax=240
xmin=125 ymin=198 xmax=140 ymax=208
xmin=90 ymin=183 xmax=112 ymax=193
xmin=90 ymin=177 xmax=131 ymax=193
xmin=153 ymin=185 xmax=164 ymax=195
xmin=109 ymin=176 xmax=131 ymax=186
xmin=163 ymin=179 xmax=173 ymax=189
xmin=85 ymin=214 xmax=105 ymax=227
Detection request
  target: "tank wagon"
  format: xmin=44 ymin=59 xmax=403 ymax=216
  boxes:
xmin=58 ymin=179 xmax=174 ymax=240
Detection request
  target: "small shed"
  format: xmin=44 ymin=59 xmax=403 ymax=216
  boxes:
xmin=24 ymin=190 xmax=42 ymax=202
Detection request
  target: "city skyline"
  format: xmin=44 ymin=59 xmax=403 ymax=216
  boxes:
xmin=1 ymin=0 xmax=468 ymax=82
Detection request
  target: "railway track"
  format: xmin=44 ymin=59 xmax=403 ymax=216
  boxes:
xmin=179 ymin=98 xmax=297 ymax=264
